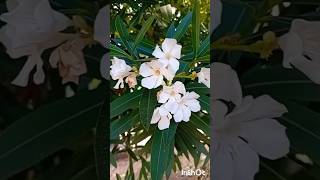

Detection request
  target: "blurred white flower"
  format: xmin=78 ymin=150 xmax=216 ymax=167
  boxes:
xmin=212 ymin=0 xmax=222 ymax=32
xmin=279 ymin=19 xmax=320 ymax=84
xmin=0 ymin=0 xmax=73 ymax=86
xmin=158 ymin=81 xmax=186 ymax=104
xmin=151 ymin=105 xmax=172 ymax=130
xmin=271 ymin=5 xmax=280 ymax=16
xmin=197 ymin=67 xmax=210 ymax=88
xmin=94 ymin=5 xmax=109 ymax=80
xmin=165 ymin=91 xmax=201 ymax=122
xmin=49 ymin=37 xmax=88 ymax=84
xmin=152 ymin=38 xmax=182 ymax=74
xmin=212 ymin=62 xmax=289 ymax=180
xmin=110 ymin=57 xmax=132 ymax=89
xmin=139 ymin=60 xmax=174 ymax=89
xmin=125 ymin=72 xmax=137 ymax=89
xmin=159 ymin=4 xmax=177 ymax=15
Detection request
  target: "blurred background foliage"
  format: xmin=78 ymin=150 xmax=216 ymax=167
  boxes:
xmin=0 ymin=0 xmax=108 ymax=180
xmin=215 ymin=0 xmax=320 ymax=180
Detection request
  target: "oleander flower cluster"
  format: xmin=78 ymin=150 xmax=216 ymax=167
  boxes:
xmin=110 ymin=38 xmax=210 ymax=130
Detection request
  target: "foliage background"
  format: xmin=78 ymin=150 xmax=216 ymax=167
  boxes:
xmin=215 ymin=0 xmax=320 ymax=179
xmin=0 ymin=0 xmax=108 ymax=180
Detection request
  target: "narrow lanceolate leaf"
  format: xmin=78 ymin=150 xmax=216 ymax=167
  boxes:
xmin=139 ymin=89 xmax=157 ymax=130
xmin=151 ymin=123 xmax=177 ymax=180
xmin=134 ymin=16 xmax=155 ymax=49
xmin=115 ymin=16 xmax=135 ymax=56
xmin=110 ymin=44 xmax=133 ymax=60
xmin=166 ymin=23 xmax=175 ymax=38
xmin=0 ymin=87 xmax=106 ymax=179
xmin=197 ymin=35 xmax=210 ymax=57
xmin=199 ymin=94 xmax=209 ymax=112
xmin=192 ymin=0 xmax=200 ymax=55
xmin=173 ymin=12 xmax=192 ymax=41
xmin=110 ymin=111 xmax=139 ymax=140
xmin=111 ymin=90 xmax=143 ymax=119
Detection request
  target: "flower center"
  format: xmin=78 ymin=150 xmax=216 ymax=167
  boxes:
xmin=154 ymin=69 xmax=161 ymax=76
xmin=170 ymin=90 xmax=176 ymax=96
xmin=165 ymin=53 xmax=172 ymax=59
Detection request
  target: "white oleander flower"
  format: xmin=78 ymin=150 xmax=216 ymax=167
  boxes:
xmin=49 ymin=37 xmax=88 ymax=84
xmin=212 ymin=62 xmax=290 ymax=180
xmin=125 ymin=72 xmax=137 ymax=89
xmin=158 ymin=81 xmax=186 ymax=104
xmin=159 ymin=4 xmax=177 ymax=16
xmin=152 ymin=38 xmax=182 ymax=74
xmin=197 ymin=67 xmax=210 ymax=88
xmin=279 ymin=19 xmax=320 ymax=84
xmin=151 ymin=105 xmax=172 ymax=130
xmin=0 ymin=0 xmax=73 ymax=86
xmin=94 ymin=5 xmax=109 ymax=80
xmin=139 ymin=60 xmax=174 ymax=89
xmin=212 ymin=0 xmax=222 ymax=32
xmin=165 ymin=91 xmax=201 ymax=122
xmin=110 ymin=57 xmax=132 ymax=89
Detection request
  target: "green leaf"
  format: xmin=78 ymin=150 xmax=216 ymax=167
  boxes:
xmin=199 ymin=94 xmax=209 ymax=112
xmin=110 ymin=44 xmax=133 ymax=60
xmin=241 ymin=65 xmax=320 ymax=101
xmin=139 ymin=89 xmax=157 ymax=130
xmin=186 ymin=82 xmax=209 ymax=95
xmin=111 ymin=90 xmax=143 ymax=119
xmin=192 ymin=0 xmax=200 ymax=55
xmin=190 ymin=113 xmax=210 ymax=135
xmin=115 ymin=16 xmax=135 ymax=57
xmin=166 ymin=23 xmax=175 ymax=38
xmin=151 ymin=123 xmax=177 ymax=180
xmin=134 ymin=16 xmax=155 ymax=49
xmin=0 ymin=87 xmax=105 ymax=179
xmin=173 ymin=12 xmax=192 ymax=41
xmin=197 ymin=35 xmax=210 ymax=57
xmin=110 ymin=111 xmax=139 ymax=140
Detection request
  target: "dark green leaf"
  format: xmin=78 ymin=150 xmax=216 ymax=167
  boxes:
xmin=110 ymin=111 xmax=139 ymax=140
xmin=111 ymin=90 xmax=143 ymax=119
xmin=0 ymin=87 xmax=105 ymax=179
xmin=192 ymin=0 xmax=200 ymax=55
xmin=139 ymin=89 xmax=157 ymax=130
xmin=173 ymin=12 xmax=192 ymax=41
xmin=134 ymin=16 xmax=155 ymax=49
xmin=151 ymin=123 xmax=177 ymax=180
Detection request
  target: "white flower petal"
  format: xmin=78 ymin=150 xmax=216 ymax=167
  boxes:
xmin=162 ymin=38 xmax=177 ymax=53
xmin=278 ymin=32 xmax=303 ymax=68
xmin=139 ymin=62 xmax=153 ymax=77
xmin=158 ymin=116 xmax=171 ymax=130
xmin=181 ymin=105 xmax=191 ymax=122
xmin=228 ymin=95 xmax=288 ymax=123
xmin=290 ymin=56 xmax=320 ymax=84
xmin=152 ymin=45 xmax=165 ymax=59
xmin=173 ymin=81 xmax=186 ymax=95
xmin=239 ymin=118 xmax=290 ymax=160
xmin=168 ymin=58 xmax=180 ymax=73
xmin=100 ymin=53 xmax=109 ymax=80
xmin=212 ymin=0 xmax=222 ymax=32
xmin=232 ymin=143 xmax=260 ymax=180
xmin=212 ymin=62 xmax=242 ymax=106
xmin=151 ymin=108 xmax=161 ymax=124
xmin=141 ymin=75 xmax=159 ymax=89
xmin=94 ymin=5 xmax=109 ymax=47
xmin=173 ymin=107 xmax=183 ymax=122
xmin=170 ymin=44 xmax=182 ymax=59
